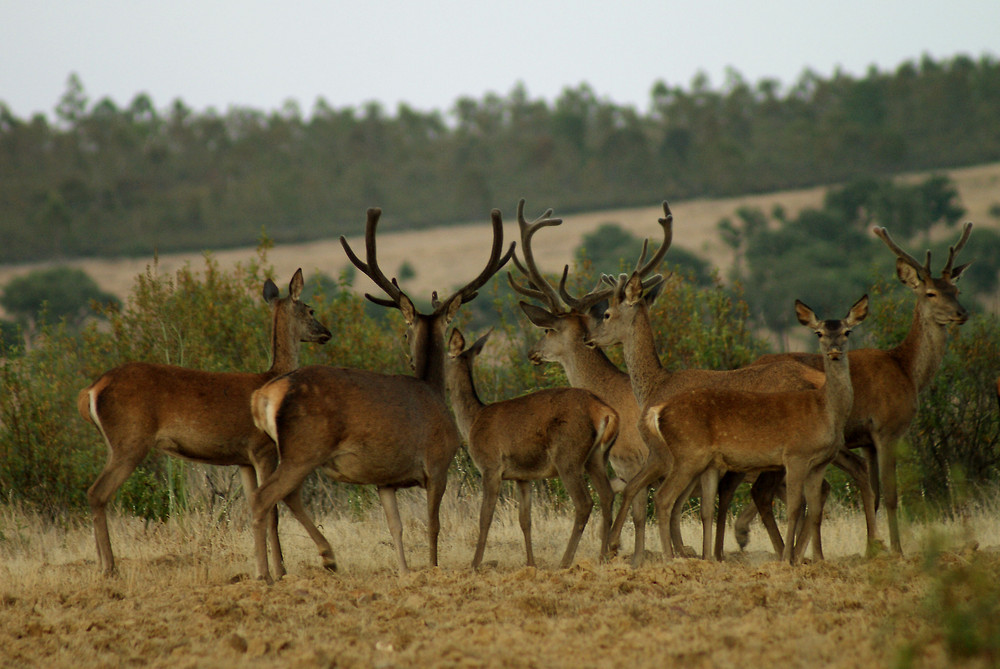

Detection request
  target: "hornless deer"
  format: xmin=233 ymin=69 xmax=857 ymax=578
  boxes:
xmin=248 ymin=208 xmax=513 ymax=582
xmin=746 ymin=222 xmax=973 ymax=555
xmin=78 ymin=269 xmax=332 ymax=576
xmin=580 ymin=204 xmax=869 ymax=563
xmin=444 ymin=327 xmax=619 ymax=569
xmin=595 ymin=286 xmax=868 ymax=564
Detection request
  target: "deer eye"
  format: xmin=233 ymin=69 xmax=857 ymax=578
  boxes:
xmin=844 ymin=330 xmax=851 ymax=337
xmin=815 ymin=331 xmax=823 ymax=338
xmin=926 ymin=291 xmax=938 ymax=299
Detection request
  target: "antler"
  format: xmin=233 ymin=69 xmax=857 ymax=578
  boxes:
xmin=558 ymin=266 xmax=616 ymax=312
xmin=942 ymin=221 xmax=973 ymax=278
xmin=874 ymin=221 xmax=974 ymax=280
xmin=635 ymin=201 xmax=674 ymax=278
xmin=436 ymin=209 xmax=516 ymax=312
xmin=507 ymin=198 xmax=566 ymax=312
xmin=558 ymin=201 xmax=674 ymax=312
xmin=341 ymin=208 xmax=405 ymax=309
xmin=872 ymin=226 xmax=930 ymax=278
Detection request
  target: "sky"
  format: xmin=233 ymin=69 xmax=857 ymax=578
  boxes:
xmin=2 ymin=0 xmax=998 ymax=121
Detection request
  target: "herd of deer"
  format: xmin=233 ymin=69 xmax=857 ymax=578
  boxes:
xmin=77 ymin=199 xmax=976 ymax=583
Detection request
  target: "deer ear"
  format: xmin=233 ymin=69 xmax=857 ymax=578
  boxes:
xmin=623 ymin=272 xmax=644 ymax=305
xmin=949 ymin=261 xmax=972 ymax=280
xmin=447 ymin=328 xmax=465 ymax=357
xmin=263 ymin=278 xmax=280 ymax=303
xmin=400 ymin=294 xmax=418 ymax=326
xmin=520 ymin=302 xmax=558 ymax=329
xmin=846 ymin=294 xmax=869 ymax=326
xmin=895 ymin=258 xmax=922 ymax=289
xmin=794 ymin=299 xmax=819 ymax=328
xmin=443 ymin=293 xmax=462 ymax=325
xmin=470 ymin=329 xmax=492 ymax=356
xmin=288 ymin=268 xmax=305 ymax=301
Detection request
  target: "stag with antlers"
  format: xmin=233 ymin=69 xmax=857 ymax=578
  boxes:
xmin=79 ymin=270 xmax=331 ymax=577
xmin=744 ymin=222 xmax=974 ymax=555
xmin=248 ymin=208 xmax=513 ymax=582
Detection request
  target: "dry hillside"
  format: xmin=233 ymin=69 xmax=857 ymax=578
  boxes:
xmin=2 ymin=163 xmax=998 ymax=307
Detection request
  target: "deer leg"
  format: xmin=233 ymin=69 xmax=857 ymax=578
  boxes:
xmin=752 ymin=470 xmax=786 ymax=556
xmin=608 ymin=449 xmax=670 ymax=563
xmin=281 ymin=485 xmax=337 ymax=571
xmin=558 ymin=472 xmax=593 ymax=569
xmin=586 ymin=454 xmax=615 ymax=561
xmin=782 ymin=467 xmax=806 ymax=565
xmin=810 ymin=478 xmax=831 ymax=561
xmin=654 ymin=463 xmax=704 ymax=563
xmin=832 ymin=447 xmax=881 ymax=555
xmin=714 ymin=471 xmax=744 ymax=560
xmin=87 ymin=444 xmax=150 ymax=576
xmin=473 ymin=473 xmax=502 ymax=569
xmin=876 ymin=437 xmax=903 ymax=555
xmin=241 ymin=464 xmax=284 ymax=579
xmin=671 ymin=478 xmax=698 ymax=557
xmin=793 ymin=466 xmax=828 ymax=564
xmin=514 ymin=480 xmax=534 ymax=568
xmin=425 ymin=473 xmax=448 ymax=568
xmin=252 ymin=460 xmax=316 ymax=584
xmin=376 ymin=486 xmax=409 ymax=574
xmin=629 ymin=484 xmax=648 ymax=565
xmin=699 ymin=469 xmax=720 ymax=561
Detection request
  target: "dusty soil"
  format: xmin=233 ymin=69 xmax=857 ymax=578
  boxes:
xmin=1 ymin=496 xmax=996 ymax=668
xmin=2 ymin=162 xmax=998 ymax=311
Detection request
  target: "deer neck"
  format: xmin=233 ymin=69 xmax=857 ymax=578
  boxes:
xmin=892 ymin=305 xmax=949 ymax=392
xmin=620 ymin=303 xmax=666 ymax=407
xmin=266 ymin=308 xmax=299 ymax=376
xmin=820 ymin=350 xmax=854 ymax=432
xmin=561 ymin=341 xmax=631 ymax=394
xmin=412 ymin=324 xmax=449 ymax=398
xmin=445 ymin=360 xmax=484 ymax=442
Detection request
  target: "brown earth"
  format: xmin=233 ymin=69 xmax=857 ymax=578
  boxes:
xmin=2 ymin=162 xmax=998 ymax=311
xmin=1 ymin=496 xmax=996 ymax=668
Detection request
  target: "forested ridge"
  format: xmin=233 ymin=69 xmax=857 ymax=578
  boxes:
xmin=2 ymin=53 xmax=1000 ymax=264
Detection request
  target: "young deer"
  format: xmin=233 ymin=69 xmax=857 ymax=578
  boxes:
xmin=78 ymin=269 xmax=332 ymax=577
xmin=248 ymin=208 xmax=513 ymax=582
xmin=444 ymin=327 xmax=619 ymax=569
xmin=747 ymin=222 xmax=973 ymax=554
xmin=599 ymin=283 xmax=868 ymax=564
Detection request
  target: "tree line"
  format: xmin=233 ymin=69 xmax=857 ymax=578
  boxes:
xmin=2 ymin=53 xmax=1000 ymax=263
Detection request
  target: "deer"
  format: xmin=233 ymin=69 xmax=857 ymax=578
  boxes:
xmin=501 ymin=199 xmax=657 ymax=563
xmin=594 ymin=277 xmax=868 ymax=564
xmin=745 ymin=222 xmax=973 ymax=555
xmin=78 ymin=269 xmax=332 ymax=577
xmin=248 ymin=207 xmax=514 ymax=582
xmin=444 ymin=326 xmax=619 ymax=569
xmin=578 ymin=204 xmax=872 ymax=563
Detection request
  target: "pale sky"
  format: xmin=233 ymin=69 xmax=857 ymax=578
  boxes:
xmin=2 ymin=0 xmax=998 ymax=120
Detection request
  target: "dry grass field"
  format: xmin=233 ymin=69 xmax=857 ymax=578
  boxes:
xmin=2 ymin=491 xmax=999 ymax=668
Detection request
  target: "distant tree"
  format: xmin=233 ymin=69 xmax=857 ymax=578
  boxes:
xmin=0 ymin=267 xmax=120 ymax=330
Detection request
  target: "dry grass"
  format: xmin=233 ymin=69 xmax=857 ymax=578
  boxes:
xmin=2 ymin=490 xmax=998 ymax=668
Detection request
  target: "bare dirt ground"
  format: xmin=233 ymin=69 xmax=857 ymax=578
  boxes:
xmin=2 ymin=162 xmax=998 ymax=310
xmin=2 ymin=493 xmax=997 ymax=668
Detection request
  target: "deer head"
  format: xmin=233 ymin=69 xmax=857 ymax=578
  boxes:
xmin=341 ymin=207 xmax=514 ymax=383
xmin=874 ymin=222 xmax=972 ymax=327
